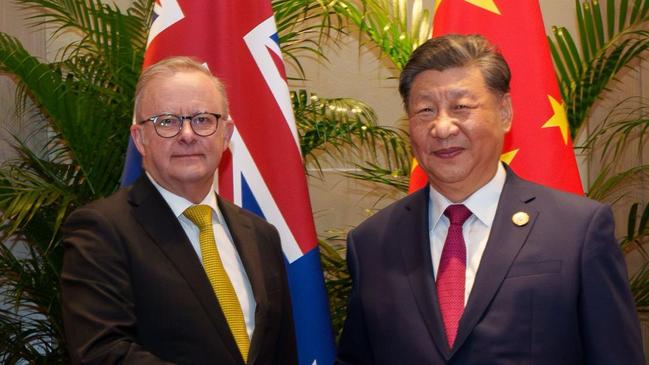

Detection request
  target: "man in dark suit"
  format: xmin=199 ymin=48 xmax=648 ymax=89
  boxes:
xmin=336 ymin=34 xmax=645 ymax=364
xmin=61 ymin=57 xmax=297 ymax=365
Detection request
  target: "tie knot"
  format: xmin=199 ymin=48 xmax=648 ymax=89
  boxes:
xmin=184 ymin=205 xmax=213 ymax=229
xmin=444 ymin=204 xmax=472 ymax=226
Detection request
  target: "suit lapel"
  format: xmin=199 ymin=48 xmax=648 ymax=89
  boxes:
xmin=129 ymin=177 xmax=243 ymax=364
xmin=398 ymin=187 xmax=452 ymax=359
xmin=218 ymin=198 xmax=270 ymax=365
xmin=451 ymin=167 xmax=538 ymax=354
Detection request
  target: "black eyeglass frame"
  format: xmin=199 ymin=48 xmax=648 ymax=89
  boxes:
xmin=138 ymin=112 xmax=222 ymax=138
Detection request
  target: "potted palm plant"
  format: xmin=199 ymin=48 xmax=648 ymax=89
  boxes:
xmin=548 ymin=0 xmax=649 ymax=312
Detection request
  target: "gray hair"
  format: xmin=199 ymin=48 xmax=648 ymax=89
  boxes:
xmin=399 ymin=34 xmax=511 ymax=111
xmin=134 ymin=56 xmax=229 ymax=120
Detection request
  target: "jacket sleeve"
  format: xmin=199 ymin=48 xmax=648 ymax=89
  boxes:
xmin=61 ymin=206 xmax=174 ymax=365
xmin=335 ymin=231 xmax=375 ymax=365
xmin=269 ymin=225 xmax=298 ymax=365
xmin=579 ymin=204 xmax=645 ymax=365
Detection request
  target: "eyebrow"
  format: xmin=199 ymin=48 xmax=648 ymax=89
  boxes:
xmin=447 ymin=88 xmax=474 ymax=99
xmin=411 ymin=88 xmax=474 ymax=103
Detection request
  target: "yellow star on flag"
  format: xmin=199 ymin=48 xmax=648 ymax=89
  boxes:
xmin=500 ymin=149 xmax=518 ymax=165
xmin=466 ymin=0 xmax=501 ymax=14
xmin=541 ymin=95 xmax=569 ymax=145
xmin=436 ymin=0 xmax=501 ymax=14
xmin=410 ymin=159 xmax=419 ymax=173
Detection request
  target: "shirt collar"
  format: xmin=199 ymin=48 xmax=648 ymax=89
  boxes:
xmin=146 ymin=172 xmax=224 ymax=222
xmin=429 ymin=162 xmax=506 ymax=228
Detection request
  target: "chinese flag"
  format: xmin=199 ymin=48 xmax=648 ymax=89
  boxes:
xmin=407 ymin=0 xmax=583 ymax=195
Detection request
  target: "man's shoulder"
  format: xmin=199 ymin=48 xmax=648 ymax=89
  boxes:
xmin=506 ymin=172 xmax=607 ymax=221
xmin=512 ymin=174 xmax=601 ymax=207
xmin=352 ymin=188 xmax=427 ymax=235
xmin=65 ymin=175 xmax=162 ymax=227
xmin=75 ymin=184 xmax=133 ymax=214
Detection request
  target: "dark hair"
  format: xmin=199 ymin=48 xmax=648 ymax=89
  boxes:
xmin=399 ymin=34 xmax=511 ymax=111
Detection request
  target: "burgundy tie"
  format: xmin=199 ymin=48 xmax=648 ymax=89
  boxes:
xmin=437 ymin=204 xmax=472 ymax=348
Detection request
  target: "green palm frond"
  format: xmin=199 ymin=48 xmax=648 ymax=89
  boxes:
xmin=293 ymin=89 xmax=411 ymax=179
xmin=318 ymin=237 xmax=350 ymax=339
xmin=272 ymin=0 xmax=355 ymax=78
xmin=1 ymin=1 xmax=152 ymax=199
xmin=0 ymin=1 xmax=152 ymax=362
xmin=17 ymin=0 xmax=149 ymax=62
xmin=340 ymin=0 xmax=432 ymax=70
xmin=549 ymin=0 xmax=649 ymax=138
xmin=342 ymin=162 xmax=409 ymax=192
xmin=620 ymin=202 xmax=649 ymax=257
xmin=578 ymin=96 xmax=649 ymax=212
xmin=630 ymin=260 xmax=649 ymax=312
xmin=582 ymin=96 xmax=649 ymax=164
xmin=0 ymin=136 xmax=80 ymax=242
xmin=0 ymin=240 xmax=66 ymax=364
xmin=586 ymin=164 xmax=649 ymax=202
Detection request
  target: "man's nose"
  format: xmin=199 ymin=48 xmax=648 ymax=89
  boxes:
xmin=431 ymin=112 xmax=459 ymax=139
xmin=178 ymin=118 xmax=196 ymax=140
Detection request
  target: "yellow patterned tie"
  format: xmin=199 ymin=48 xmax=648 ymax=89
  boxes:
xmin=184 ymin=205 xmax=249 ymax=362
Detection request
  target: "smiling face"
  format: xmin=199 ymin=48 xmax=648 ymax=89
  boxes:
xmin=407 ymin=65 xmax=512 ymax=202
xmin=131 ymin=70 xmax=233 ymax=203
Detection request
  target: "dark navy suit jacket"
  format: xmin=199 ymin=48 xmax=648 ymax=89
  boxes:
xmin=337 ymin=166 xmax=644 ymax=364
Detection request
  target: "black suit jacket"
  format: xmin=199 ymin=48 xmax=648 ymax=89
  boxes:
xmin=61 ymin=176 xmax=297 ymax=365
xmin=337 ymin=166 xmax=644 ymax=364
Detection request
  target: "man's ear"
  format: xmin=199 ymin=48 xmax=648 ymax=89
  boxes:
xmin=222 ymin=118 xmax=235 ymax=146
xmin=500 ymin=93 xmax=513 ymax=132
xmin=130 ymin=124 xmax=147 ymax=156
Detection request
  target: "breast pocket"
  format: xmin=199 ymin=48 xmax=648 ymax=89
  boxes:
xmin=506 ymin=260 xmax=562 ymax=278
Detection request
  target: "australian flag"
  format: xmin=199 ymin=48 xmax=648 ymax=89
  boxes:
xmin=121 ymin=1 xmax=336 ymax=364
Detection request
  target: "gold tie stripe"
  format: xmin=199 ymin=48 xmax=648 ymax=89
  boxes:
xmin=183 ymin=205 xmax=249 ymax=362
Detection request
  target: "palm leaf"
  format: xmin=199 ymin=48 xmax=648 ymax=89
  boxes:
xmin=318 ymin=236 xmax=350 ymax=339
xmin=272 ymin=0 xmax=356 ymax=78
xmin=630 ymin=261 xmax=649 ymax=312
xmin=620 ymin=202 xmax=649 ymax=257
xmin=0 ymin=239 xmax=67 ymax=364
xmin=293 ymin=89 xmax=411 ymax=180
xmin=586 ymin=164 xmax=649 ymax=202
xmin=549 ymin=0 xmax=649 ymax=138
xmin=342 ymin=162 xmax=409 ymax=192
xmin=582 ymin=96 xmax=649 ymax=164
xmin=0 ymin=1 xmax=152 ymax=362
xmin=338 ymin=0 xmax=432 ymax=70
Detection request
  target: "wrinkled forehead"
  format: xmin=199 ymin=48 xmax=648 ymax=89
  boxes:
xmin=137 ymin=70 xmax=226 ymax=116
xmin=409 ymin=66 xmax=488 ymax=96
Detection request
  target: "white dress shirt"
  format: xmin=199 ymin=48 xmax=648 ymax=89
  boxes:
xmin=429 ymin=163 xmax=506 ymax=305
xmin=147 ymin=173 xmax=255 ymax=339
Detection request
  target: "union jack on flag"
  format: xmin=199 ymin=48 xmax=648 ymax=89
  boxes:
xmin=121 ymin=1 xmax=336 ymax=364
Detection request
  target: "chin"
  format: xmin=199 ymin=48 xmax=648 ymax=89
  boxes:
xmin=171 ymin=168 xmax=211 ymax=182
xmin=431 ymin=169 xmax=471 ymax=185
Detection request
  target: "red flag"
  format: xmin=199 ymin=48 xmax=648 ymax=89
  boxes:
xmin=408 ymin=0 xmax=583 ymax=195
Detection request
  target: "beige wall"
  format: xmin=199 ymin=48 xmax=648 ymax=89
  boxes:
xmin=0 ymin=1 xmax=47 ymax=161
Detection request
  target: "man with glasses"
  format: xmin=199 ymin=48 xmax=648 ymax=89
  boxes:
xmin=61 ymin=57 xmax=297 ymax=365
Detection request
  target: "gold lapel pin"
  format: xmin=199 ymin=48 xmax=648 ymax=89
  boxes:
xmin=512 ymin=211 xmax=530 ymax=227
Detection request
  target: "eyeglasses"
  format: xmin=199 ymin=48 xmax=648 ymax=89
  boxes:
xmin=138 ymin=112 xmax=222 ymax=138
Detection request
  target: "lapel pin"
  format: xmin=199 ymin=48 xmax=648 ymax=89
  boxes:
xmin=512 ymin=211 xmax=530 ymax=227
